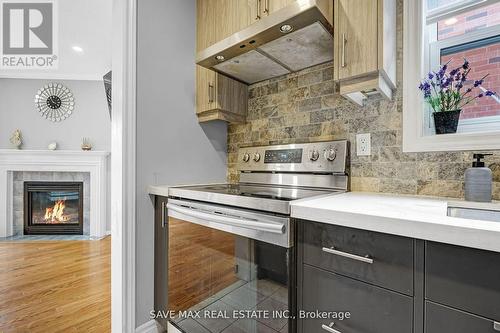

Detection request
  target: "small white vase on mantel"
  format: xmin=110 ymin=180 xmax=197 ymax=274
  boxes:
xmin=10 ymin=129 xmax=22 ymax=149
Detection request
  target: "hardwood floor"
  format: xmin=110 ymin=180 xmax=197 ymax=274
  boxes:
xmin=0 ymin=237 xmax=111 ymax=333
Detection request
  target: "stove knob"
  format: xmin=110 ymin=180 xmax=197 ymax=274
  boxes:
xmin=242 ymin=153 xmax=250 ymax=162
xmin=253 ymin=153 xmax=261 ymax=162
xmin=324 ymin=148 xmax=336 ymax=161
xmin=309 ymin=150 xmax=320 ymax=161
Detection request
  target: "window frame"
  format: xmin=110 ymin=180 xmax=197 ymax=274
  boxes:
xmin=403 ymin=0 xmax=500 ymax=152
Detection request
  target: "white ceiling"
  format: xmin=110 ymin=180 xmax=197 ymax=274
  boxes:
xmin=0 ymin=0 xmax=112 ymax=81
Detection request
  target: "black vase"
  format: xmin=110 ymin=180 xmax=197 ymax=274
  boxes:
xmin=433 ymin=110 xmax=461 ymax=134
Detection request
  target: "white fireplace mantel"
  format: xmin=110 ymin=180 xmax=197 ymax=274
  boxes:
xmin=0 ymin=150 xmax=110 ymax=238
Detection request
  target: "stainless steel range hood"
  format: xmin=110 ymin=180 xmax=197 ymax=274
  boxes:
xmin=196 ymin=0 xmax=333 ymax=84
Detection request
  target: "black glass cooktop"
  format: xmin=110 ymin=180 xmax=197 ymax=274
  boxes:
xmin=176 ymin=184 xmax=334 ymax=201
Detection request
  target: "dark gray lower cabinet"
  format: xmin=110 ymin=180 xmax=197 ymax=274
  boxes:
xmin=297 ymin=220 xmax=500 ymax=333
xmin=301 ymin=264 xmax=413 ymax=333
xmin=425 ymin=242 xmax=500 ymax=321
xmin=302 ymin=221 xmax=414 ymax=296
xmin=154 ymin=195 xmax=168 ymax=328
xmin=425 ymin=301 xmax=499 ymax=333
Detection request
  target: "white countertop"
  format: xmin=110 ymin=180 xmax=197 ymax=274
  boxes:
xmin=148 ymin=185 xmax=170 ymax=197
xmin=291 ymin=192 xmax=500 ymax=253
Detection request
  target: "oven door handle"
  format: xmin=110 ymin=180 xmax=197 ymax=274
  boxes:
xmin=166 ymin=203 xmax=286 ymax=234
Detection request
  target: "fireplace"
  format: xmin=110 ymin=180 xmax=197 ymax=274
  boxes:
xmin=24 ymin=182 xmax=84 ymax=235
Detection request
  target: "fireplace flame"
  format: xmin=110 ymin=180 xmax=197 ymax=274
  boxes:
xmin=44 ymin=200 xmax=70 ymax=223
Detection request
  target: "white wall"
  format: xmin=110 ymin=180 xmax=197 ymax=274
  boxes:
xmin=0 ymin=79 xmax=111 ymax=150
xmin=136 ymin=0 xmax=228 ymax=328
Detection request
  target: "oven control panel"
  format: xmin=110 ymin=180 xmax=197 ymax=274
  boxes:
xmin=238 ymin=140 xmax=348 ymax=174
xmin=264 ymin=148 xmax=303 ymax=164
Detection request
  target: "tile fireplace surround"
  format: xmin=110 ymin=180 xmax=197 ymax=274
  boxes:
xmin=0 ymin=150 xmax=109 ymax=238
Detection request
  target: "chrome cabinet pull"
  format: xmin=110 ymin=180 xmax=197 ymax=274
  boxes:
xmin=161 ymin=201 xmax=167 ymax=228
xmin=494 ymin=321 xmax=500 ymax=331
xmin=208 ymin=83 xmax=214 ymax=103
xmin=322 ymin=322 xmax=341 ymax=333
xmin=322 ymin=246 xmax=374 ymax=264
xmin=341 ymin=33 xmax=347 ymax=68
xmin=256 ymin=0 xmax=261 ymax=20
xmin=264 ymin=0 xmax=269 ymax=14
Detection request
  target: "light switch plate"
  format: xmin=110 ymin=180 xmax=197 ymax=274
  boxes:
xmin=356 ymin=133 xmax=371 ymax=156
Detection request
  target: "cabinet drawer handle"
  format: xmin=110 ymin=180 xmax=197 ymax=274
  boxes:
xmin=322 ymin=246 xmax=374 ymax=264
xmin=494 ymin=321 xmax=500 ymax=331
xmin=161 ymin=201 xmax=167 ymax=228
xmin=208 ymin=83 xmax=214 ymax=103
xmin=256 ymin=0 xmax=261 ymax=20
xmin=264 ymin=0 xmax=269 ymax=14
xmin=341 ymin=33 xmax=347 ymax=68
xmin=322 ymin=323 xmax=341 ymax=333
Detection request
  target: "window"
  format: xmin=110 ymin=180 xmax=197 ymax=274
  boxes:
xmin=403 ymin=0 xmax=500 ymax=152
xmin=427 ymin=1 xmax=500 ymax=133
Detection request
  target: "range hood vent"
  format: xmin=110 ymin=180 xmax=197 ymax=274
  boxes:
xmin=196 ymin=0 xmax=333 ymax=85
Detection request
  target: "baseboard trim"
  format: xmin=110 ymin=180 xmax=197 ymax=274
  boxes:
xmin=167 ymin=322 xmax=181 ymax=333
xmin=136 ymin=319 xmax=161 ymax=333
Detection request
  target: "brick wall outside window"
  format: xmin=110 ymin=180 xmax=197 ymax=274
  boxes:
xmin=437 ymin=3 xmax=500 ymax=40
xmin=436 ymin=2 xmax=500 ymax=120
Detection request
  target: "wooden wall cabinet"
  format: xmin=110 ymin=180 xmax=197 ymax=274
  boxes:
xmin=334 ymin=0 xmax=396 ymax=106
xmin=216 ymin=0 xmax=251 ymax=41
xmin=196 ymin=66 xmax=248 ymax=123
xmin=248 ymin=0 xmax=293 ymax=23
xmin=196 ymin=0 xmax=248 ymax=123
xmin=250 ymin=0 xmax=332 ymax=25
xmin=196 ymin=0 xmax=217 ymax=52
xmin=195 ymin=0 xmax=333 ymax=123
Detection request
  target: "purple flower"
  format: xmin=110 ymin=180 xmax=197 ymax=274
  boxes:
xmin=486 ymin=90 xmax=496 ymax=96
xmin=428 ymin=73 xmax=434 ymax=80
xmin=450 ymin=68 xmax=459 ymax=76
xmin=474 ymin=79 xmax=484 ymax=87
xmin=418 ymin=81 xmax=432 ymax=98
xmin=478 ymin=93 xmax=484 ymax=98
xmin=462 ymin=59 xmax=469 ymax=70
xmin=442 ymin=77 xmax=452 ymax=88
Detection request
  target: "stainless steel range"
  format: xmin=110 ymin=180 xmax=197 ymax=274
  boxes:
xmin=164 ymin=140 xmax=349 ymax=333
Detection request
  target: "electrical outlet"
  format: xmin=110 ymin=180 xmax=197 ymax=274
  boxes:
xmin=356 ymin=133 xmax=371 ymax=156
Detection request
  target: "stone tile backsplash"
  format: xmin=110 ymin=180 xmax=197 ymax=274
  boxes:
xmin=226 ymin=2 xmax=500 ymax=200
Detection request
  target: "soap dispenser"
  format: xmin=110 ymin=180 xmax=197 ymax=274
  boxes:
xmin=465 ymin=153 xmax=493 ymax=202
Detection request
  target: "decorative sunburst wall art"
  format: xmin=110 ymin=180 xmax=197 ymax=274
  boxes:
xmin=34 ymin=83 xmax=75 ymax=122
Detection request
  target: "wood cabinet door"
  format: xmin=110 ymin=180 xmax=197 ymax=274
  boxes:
xmin=267 ymin=0 xmax=295 ymax=15
xmin=216 ymin=0 xmax=250 ymax=41
xmin=248 ymin=0 xmax=262 ymax=24
xmin=196 ymin=0 xmax=217 ymax=52
xmin=216 ymin=74 xmax=248 ymax=117
xmin=337 ymin=0 xmax=378 ymax=80
xmin=196 ymin=65 xmax=217 ymax=114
